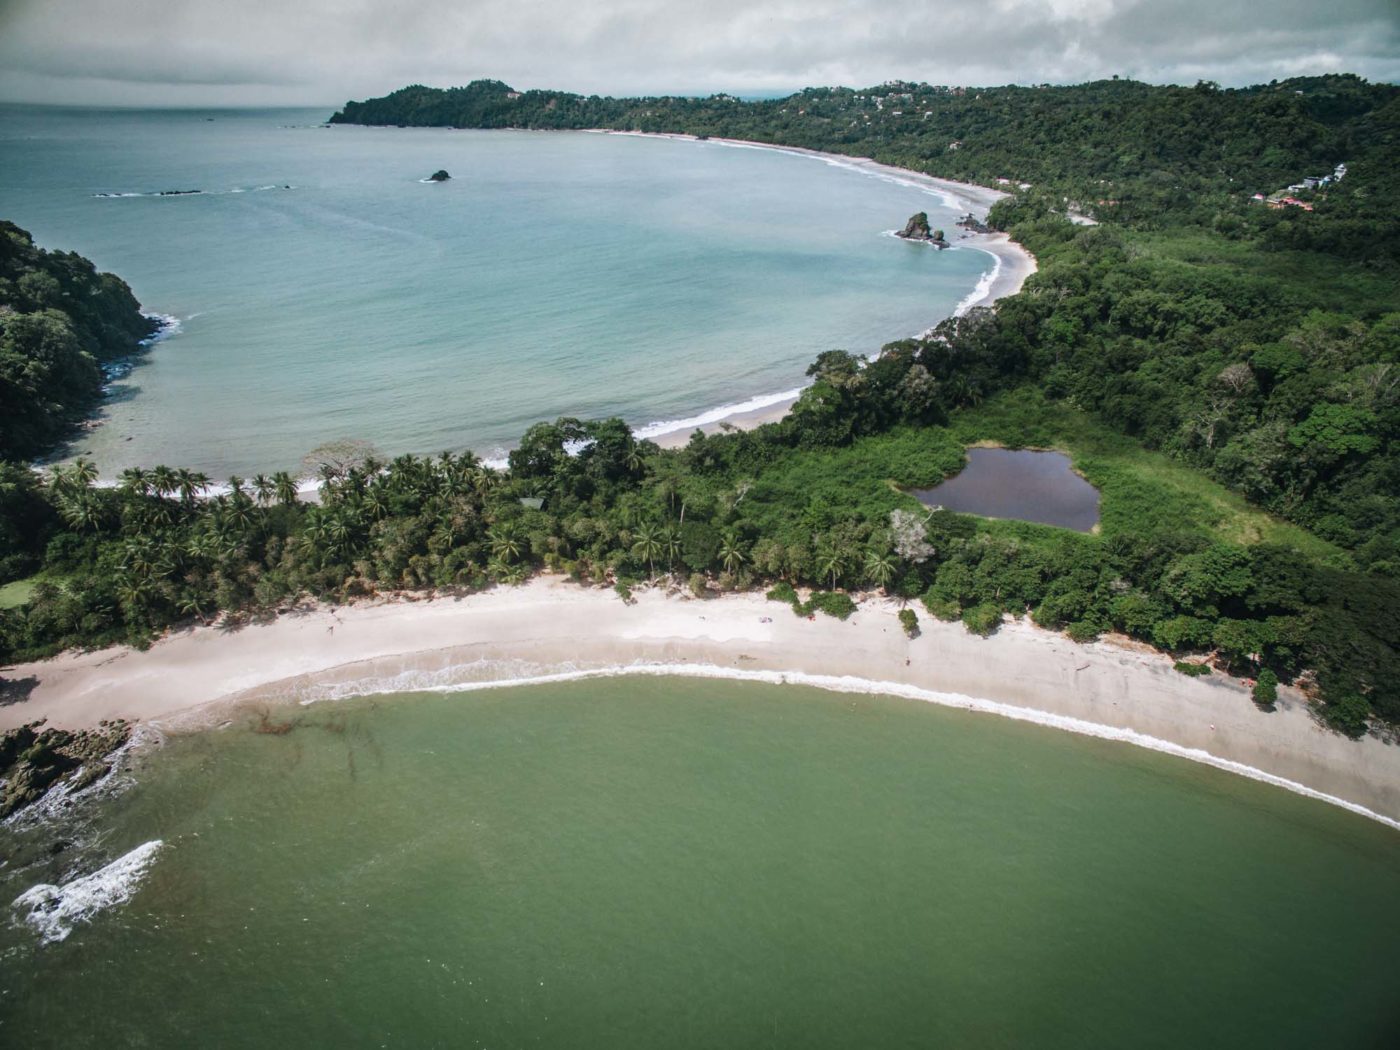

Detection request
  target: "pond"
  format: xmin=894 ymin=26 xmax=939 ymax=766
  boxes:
xmin=912 ymin=447 xmax=1101 ymax=532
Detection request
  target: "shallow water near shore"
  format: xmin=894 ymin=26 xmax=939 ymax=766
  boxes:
xmin=0 ymin=105 xmax=990 ymax=476
xmin=3 ymin=677 xmax=1398 ymax=1047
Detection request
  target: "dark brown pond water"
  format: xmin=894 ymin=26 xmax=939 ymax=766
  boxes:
xmin=913 ymin=447 xmax=1101 ymax=532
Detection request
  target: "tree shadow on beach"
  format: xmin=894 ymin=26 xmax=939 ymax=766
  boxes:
xmin=0 ymin=675 xmax=39 ymax=707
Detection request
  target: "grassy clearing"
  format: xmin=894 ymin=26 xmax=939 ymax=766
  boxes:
xmin=739 ymin=426 xmax=964 ymax=537
xmin=943 ymin=388 xmax=1350 ymax=562
xmin=734 ymin=387 xmax=1345 ymax=566
xmin=0 ymin=578 xmax=38 ymax=610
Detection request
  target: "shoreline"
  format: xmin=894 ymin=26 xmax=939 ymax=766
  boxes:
xmin=5 ymin=577 xmax=1398 ymax=830
xmin=56 ymin=130 xmax=1037 ymax=469
xmin=602 ymin=131 xmax=1039 ymax=446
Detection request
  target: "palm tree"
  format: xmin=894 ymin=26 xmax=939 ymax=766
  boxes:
xmin=225 ymin=492 xmax=256 ymax=532
xmin=470 ymin=465 xmax=499 ymax=496
xmin=488 ymin=525 xmax=523 ymax=564
xmin=178 ymin=593 xmax=208 ymax=623
xmin=719 ymin=532 xmax=747 ymax=575
xmin=661 ymin=527 xmax=682 ymax=572
xmin=120 ymin=539 xmax=160 ymax=580
xmin=326 ymin=514 xmax=353 ymax=556
xmin=143 ymin=497 xmax=176 ymax=529
xmin=864 ymin=548 xmax=896 ymax=593
xmin=57 ymin=490 xmax=105 ymax=532
xmin=252 ymin=474 xmax=275 ymax=507
xmin=150 ymin=464 xmax=177 ymax=498
xmin=632 ymin=523 xmax=662 ymax=579
xmin=49 ymin=458 xmax=97 ymax=497
xmin=364 ymin=486 xmax=391 ymax=521
xmin=177 ymin=469 xmax=209 ymax=505
xmin=273 ymin=471 xmax=299 ymax=506
xmin=816 ymin=541 xmax=848 ymax=591
xmin=116 ymin=576 xmax=152 ymax=619
xmin=70 ymin=457 xmax=98 ymax=489
xmin=119 ymin=467 xmax=152 ymax=497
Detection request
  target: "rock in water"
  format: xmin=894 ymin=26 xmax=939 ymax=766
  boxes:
xmin=895 ymin=211 xmax=949 ymax=248
xmin=428 ymin=170 xmax=451 ymax=182
xmin=896 ymin=211 xmax=933 ymax=240
xmin=0 ymin=719 xmax=132 ymax=819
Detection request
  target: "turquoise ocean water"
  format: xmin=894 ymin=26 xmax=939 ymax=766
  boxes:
xmin=0 ymin=105 xmax=988 ymax=477
xmin=2 ymin=679 xmax=1398 ymax=1047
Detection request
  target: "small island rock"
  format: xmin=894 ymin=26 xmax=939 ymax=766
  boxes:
xmin=895 ymin=211 xmax=948 ymax=247
xmin=428 ymin=170 xmax=452 ymax=182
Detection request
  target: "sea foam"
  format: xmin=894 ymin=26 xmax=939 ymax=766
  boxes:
xmin=12 ymin=840 xmax=164 ymax=945
xmin=634 ymin=386 xmax=804 ymax=442
xmin=952 ymin=249 xmax=1002 ymax=317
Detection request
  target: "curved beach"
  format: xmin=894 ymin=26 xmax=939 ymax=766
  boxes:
xmin=609 ymin=132 xmax=1039 ymax=445
xmin=5 ymin=577 xmax=1397 ymax=828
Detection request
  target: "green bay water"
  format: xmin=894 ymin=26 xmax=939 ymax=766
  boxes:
xmin=0 ymin=105 xmax=989 ymax=476
xmin=3 ymin=678 xmax=1398 ymax=1048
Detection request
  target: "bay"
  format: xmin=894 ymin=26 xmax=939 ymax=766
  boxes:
xmin=0 ymin=106 xmax=988 ymax=477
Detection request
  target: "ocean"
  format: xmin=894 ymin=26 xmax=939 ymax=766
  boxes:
xmin=0 ymin=105 xmax=990 ymax=478
xmin=3 ymin=678 xmax=1398 ymax=1047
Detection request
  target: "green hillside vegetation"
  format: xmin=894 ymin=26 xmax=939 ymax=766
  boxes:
xmin=2 ymin=72 xmax=1396 ymax=738
xmin=0 ymin=222 xmax=159 ymax=464
xmin=1 ymin=297 xmax=1394 ymax=735
xmin=331 ymin=74 xmax=1400 ymax=257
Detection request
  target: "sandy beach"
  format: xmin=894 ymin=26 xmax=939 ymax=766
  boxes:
xmin=5 ymin=577 xmax=1397 ymax=829
xmin=608 ymin=133 xmax=1039 ymax=447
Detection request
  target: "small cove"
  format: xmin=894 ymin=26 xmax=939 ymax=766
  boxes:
xmin=914 ymin=447 xmax=1101 ymax=531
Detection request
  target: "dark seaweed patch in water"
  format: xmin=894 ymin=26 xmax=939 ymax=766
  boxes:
xmin=913 ymin=447 xmax=1100 ymax=532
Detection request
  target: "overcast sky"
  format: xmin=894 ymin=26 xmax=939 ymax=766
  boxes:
xmin=1 ymin=0 xmax=1396 ymax=107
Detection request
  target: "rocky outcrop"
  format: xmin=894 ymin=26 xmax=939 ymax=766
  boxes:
xmin=428 ymin=170 xmax=452 ymax=182
xmin=0 ymin=720 xmax=131 ymax=819
xmin=956 ymin=212 xmax=992 ymax=234
xmin=895 ymin=212 xmax=948 ymax=247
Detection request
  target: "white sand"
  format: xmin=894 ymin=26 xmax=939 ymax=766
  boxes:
xmin=606 ymin=133 xmax=1038 ymax=448
xmin=5 ymin=577 xmax=1398 ymax=828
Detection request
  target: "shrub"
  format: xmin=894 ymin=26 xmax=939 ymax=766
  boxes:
xmin=766 ymin=581 xmax=798 ymax=606
xmin=1174 ymin=661 xmax=1212 ymax=677
xmin=613 ymin=581 xmax=633 ymax=605
xmin=687 ymin=573 xmax=708 ymax=599
xmin=898 ymin=608 xmax=919 ymax=637
xmin=1251 ymin=669 xmax=1278 ymax=708
xmin=1323 ymin=692 xmax=1371 ymax=738
xmin=961 ymin=603 xmax=1002 ymax=636
xmin=921 ymin=592 xmax=961 ymax=622
xmin=1065 ymin=620 xmax=1100 ymax=643
xmin=809 ymin=591 xmax=857 ymax=620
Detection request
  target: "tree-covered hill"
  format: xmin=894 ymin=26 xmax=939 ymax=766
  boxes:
xmin=331 ymin=75 xmax=1400 ymax=253
xmin=0 ymin=222 xmax=158 ymax=462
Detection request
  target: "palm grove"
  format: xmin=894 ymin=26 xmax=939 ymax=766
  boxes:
xmin=2 ymin=74 xmax=1397 ymax=735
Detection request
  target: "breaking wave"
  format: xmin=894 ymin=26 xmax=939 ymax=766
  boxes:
xmin=12 ymin=840 xmax=164 ymax=945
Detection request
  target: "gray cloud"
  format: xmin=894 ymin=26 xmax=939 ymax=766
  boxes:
xmin=0 ymin=0 xmax=1395 ymax=106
